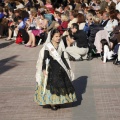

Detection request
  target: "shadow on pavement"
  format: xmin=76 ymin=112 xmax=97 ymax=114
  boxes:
xmin=72 ymin=76 xmax=88 ymax=107
xmin=0 ymin=41 xmax=15 ymax=49
xmin=61 ymin=76 xmax=88 ymax=108
xmin=0 ymin=55 xmax=19 ymax=74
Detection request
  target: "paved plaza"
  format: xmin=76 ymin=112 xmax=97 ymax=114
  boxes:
xmin=0 ymin=39 xmax=120 ymax=120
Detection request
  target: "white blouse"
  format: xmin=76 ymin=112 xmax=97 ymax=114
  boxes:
xmin=104 ymin=19 xmax=118 ymax=34
xmin=116 ymin=2 xmax=120 ymax=12
xmin=79 ymin=23 xmax=85 ymax=30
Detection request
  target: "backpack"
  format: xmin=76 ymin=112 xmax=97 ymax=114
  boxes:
xmin=15 ymin=33 xmax=23 ymax=44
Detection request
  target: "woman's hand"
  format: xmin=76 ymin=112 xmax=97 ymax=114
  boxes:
xmin=43 ymin=70 xmax=48 ymax=76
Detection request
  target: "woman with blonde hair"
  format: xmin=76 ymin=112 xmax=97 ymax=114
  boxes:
xmin=58 ymin=14 xmax=69 ymax=35
xmin=83 ymin=13 xmax=93 ymax=35
xmin=45 ymin=0 xmax=52 ymax=9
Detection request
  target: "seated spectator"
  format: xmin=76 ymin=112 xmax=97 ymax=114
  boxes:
xmin=74 ymin=0 xmax=82 ymax=11
xmin=67 ymin=0 xmax=75 ymax=10
xmin=111 ymin=13 xmax=120 ymax=65
xmin=83 ymin=13 xmax=94 ymax=36
xmin=0 ymin=18 xmax=8 ymax=38
xmin=100 ymin=11 xmax=109 ymax=27
xmin=45 ymin=0 xmax=52 ymax=9
xmin=37 ymin=0 xmax=44 ymax=6
xmin=66 ymin=23 xmax=89 ymax=61
xmin=105 ymin=11 xmax=118 ymax=49
xmin=89 ymin=16 xmax=104 ymax=44
xmin=6 ymin=9 xmax=21 ymax=40
xmin=104 ymin=11 xmax=118 ymax=35
xmin=67 ymin=10 xmax=78 ymax=28
xmin=24 ymin=0 xmax=32 ymax=8
xmin=113 ymin=33 xmax=120 ymax=65
xmin=116 ymin=0 xmax=120 ymax=12
xmin=17 ymin=16 xmax=25 ymax=29
xmin=13 ymin=16 xmax=26 ymax=40
xmin=91 ymin=0 xmax=101 ymax=11
xmin=88 ymin=16 xmax=104 ymax=60
xmin=46 ymin=15 xmax=58 ymax=32
xmin=25 ymin=12 xmax=48 ymax=47
xmin=0 ymin=7 xmax=6 ymax=38
xmin=96 ymin=10 xmax=103 ymax=22
xmin=0 ymin=7 xmax=4 ymax=19
xmin=15 ymin=1 xmax=24 ymax=9
xmin=105 ymin=0 xmax=116 ymax=10
xmin=58 ymin=14 xmax=69 ymax=35
xmin=100 ymin=0 xmax=108 ymax=11
xmin=77 ymin=13 xmax=86 ymax=30
xmin=54 ymin=10 xmax=61 ymax=24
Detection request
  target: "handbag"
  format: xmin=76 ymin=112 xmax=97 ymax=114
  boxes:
xmin=15 ymin=33 xmax=23 ymax=44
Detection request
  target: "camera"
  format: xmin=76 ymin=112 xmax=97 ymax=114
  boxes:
xmin=62 ymin=28 xmax=70 ymax=31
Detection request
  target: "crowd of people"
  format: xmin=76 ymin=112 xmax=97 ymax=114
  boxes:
xmin=1 ymin=0 xmax=120 ymax=110
xmin=0 ymin=0 xmax=120 ymax=64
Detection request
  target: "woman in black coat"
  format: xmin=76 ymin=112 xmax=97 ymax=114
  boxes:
xmin=88 ymin=16 xmax=104 ymax=60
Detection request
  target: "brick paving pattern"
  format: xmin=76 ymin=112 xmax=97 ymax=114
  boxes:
xmin=0 ymin=39 xmax=120 ymax=120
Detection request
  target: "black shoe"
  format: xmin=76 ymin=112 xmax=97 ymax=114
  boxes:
xmin=76 ymin=57 xmax=83 ymax=61
xmin=51 ymin=105 xmax=58 ymax=110
xmin=87 ymin=55 xmax=93 ymax=61
xmin=87 ymin=53 xmax=93 ymax=61
xmin=69 ymin=56 xmax=76 ymax=61
xmin=56 ymin=105 xmax=61 ymax=109
xmin=114 ymin=61 xmax=120 ymax=65
xmin=43 ymin=105 xmax=50 ymax=108
xmin=113 ymin=58 xmax=119 ymax=65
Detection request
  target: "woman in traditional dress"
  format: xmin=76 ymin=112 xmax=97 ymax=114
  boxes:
xmin=34 ymin=29 xmax=77 ymax=110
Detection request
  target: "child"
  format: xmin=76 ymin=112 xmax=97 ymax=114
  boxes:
xmin=100 ymin=39 xmax=114 ymax=63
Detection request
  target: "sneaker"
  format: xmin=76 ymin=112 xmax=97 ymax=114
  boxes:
xmin=69 ymin=56 xmax=76 ymax=61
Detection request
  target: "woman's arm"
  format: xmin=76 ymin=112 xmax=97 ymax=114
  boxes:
xmin=61 ymin=52 xmax=70 ymax=70
xmin=42 ymin=50 xmax=49 ymax=70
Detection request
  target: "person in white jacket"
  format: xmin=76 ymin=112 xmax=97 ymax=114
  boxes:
xmin=104 ymin=12 xmax=118 ymax=49
xmin=104 ymin=13 xmax=118 ymax=35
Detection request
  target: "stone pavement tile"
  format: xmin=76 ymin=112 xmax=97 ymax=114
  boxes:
xmin=1 ymin=39 xmax=120 ymax=120
xmin=94 ymin=88 xmax=120 ymax=120
xmin=72 ymin=61 xmax=97 ymax=120
xmin=0 ymin=90 xmax=73 ymax=120
xmin=90 ymin=58 xmax=120 ymax=85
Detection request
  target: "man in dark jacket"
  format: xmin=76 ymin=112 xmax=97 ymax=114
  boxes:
xmin=66 ymin=23 xmax=89 ymax=61
xmin=100 ymin=11 xmax=109 ymax=27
